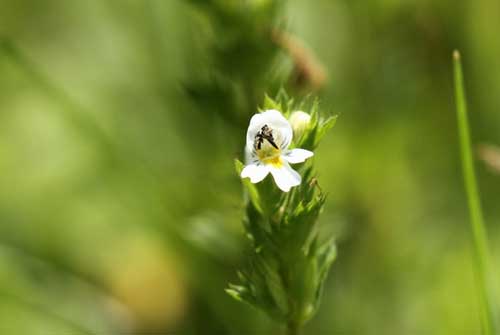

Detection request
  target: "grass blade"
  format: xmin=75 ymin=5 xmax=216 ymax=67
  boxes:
xmin=453 ymin=50 xmax=496 ymax=335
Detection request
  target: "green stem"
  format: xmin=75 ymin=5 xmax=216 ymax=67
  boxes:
xmin=453 ymin=50 xmax=496 ymax=335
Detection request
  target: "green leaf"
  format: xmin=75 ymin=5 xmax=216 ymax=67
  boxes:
xmin=258 ymin=257 xmax=289 ymax=316
xmin=313 ymin=239 xmax=337 ymax=311
xmin=234 ymin=159 xmax=245 ymax=174
xmin=263 ymin=94 xmax=282 ymax=111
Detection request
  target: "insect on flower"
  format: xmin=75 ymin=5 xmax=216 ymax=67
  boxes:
xmin=254 ymin=124 xmax=279 ymax=150
xmin=241 ymin=109 xmax=314 ymax=192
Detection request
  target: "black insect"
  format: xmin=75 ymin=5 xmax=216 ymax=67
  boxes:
xmin=255 ymin=124 xmax=279 ymax=150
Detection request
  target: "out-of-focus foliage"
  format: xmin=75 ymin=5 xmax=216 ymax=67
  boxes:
xmin=185 ymin=0 xmax=286 ymax=130
xmin=0 ymin=0 xmax=500 ymax=334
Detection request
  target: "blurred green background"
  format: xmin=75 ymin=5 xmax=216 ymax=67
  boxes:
xmin=1 ymin=0 xmax=500 ymax=334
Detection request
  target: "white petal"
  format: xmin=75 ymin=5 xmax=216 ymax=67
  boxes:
xmin=282 ymin=148 xmax=314 ymax=164
xmin=269 ymin=161 xmax=301 ymax=192
xmin=244 ymin=146 xmax=255 ymax=164
xmin=241 ymin=163 xmax=270 ymax=183
xmin=246 ymin=109 xmax=293 ymax=150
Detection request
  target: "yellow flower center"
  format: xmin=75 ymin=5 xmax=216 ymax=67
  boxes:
xmin=257 ymin=147 xmax=283 ymax=167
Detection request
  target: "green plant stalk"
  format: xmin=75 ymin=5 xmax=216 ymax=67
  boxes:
xmin=453 ymin=50 xmax=496 ymax=335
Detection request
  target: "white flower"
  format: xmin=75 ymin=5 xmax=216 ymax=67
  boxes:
xmin=240 ymin=109 xmax=314 ymax=192
xmin=289 ymin=110 xmax=311 ymax=140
